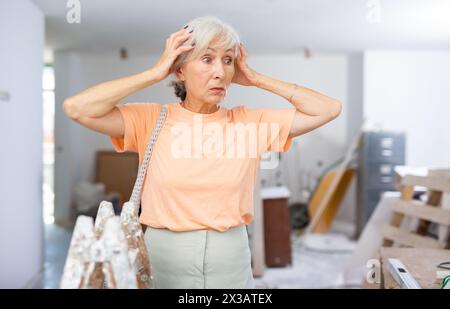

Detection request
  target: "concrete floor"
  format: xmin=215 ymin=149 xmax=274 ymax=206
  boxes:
xmin=254 ymin=233 xmax=357 ymax=288
xmin=30 ymin=223 xmax=72 ymax=289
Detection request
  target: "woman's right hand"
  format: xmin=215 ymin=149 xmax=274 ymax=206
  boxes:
xmin=151 ymin=26 xmax=195 ymax=81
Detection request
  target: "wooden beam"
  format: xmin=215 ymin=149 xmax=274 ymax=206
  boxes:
xmin=306 ymin=129 xmax=362 ymax=233
xmin=438 ymin=193 xmax=450 ymax=247
xmin=402 ymin=175 xmax=450 ymax=192
xmin=383 ymin=185 xmax=414 ymax=246
xmin=308 ymin=169 xmax=355 ymax=233
xmin=417 ymin=190 xmax=442 ymax=235
xmin=391 ymin=199 xmax=450 ymax=226
xmin=61 ymin=211 xmax=141 ymax=289
xmin=381 ymin=224 xmax=444 ymax=249
xmin=60 ymin=216 xmax=96 ymax=289
xmin=102 ymin=217 xmax=137 ymax=288
xmin=88 ymin=201 xmax=116 ymax=288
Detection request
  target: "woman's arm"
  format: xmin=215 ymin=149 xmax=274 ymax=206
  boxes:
xmin=63 ymin=69 xmax=161 ymax=120
xmin=255 ymin=74 xmax=342 ymax=138
xmin=63 ymin=69 xmax=163 ymax=138
xmin=233 ymin=44 xmax=342 ymax=139
xmin=63 ymin=26 xmax=194 ymax=137
xmin=255 ymin=75 xmax=342 ymax=118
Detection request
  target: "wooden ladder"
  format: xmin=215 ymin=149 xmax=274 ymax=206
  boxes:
xmin=60 ymin=201 xmax=152 ymax=289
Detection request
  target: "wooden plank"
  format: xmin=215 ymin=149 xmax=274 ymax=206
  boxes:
xmin=391 ymin=199 xmax=450 ymax=226
xmin=417 ymin=190 xmax=442 ymax=235
xmin=381 ymin=224 xmax=444 ymax=249
xmin=94 ymin=201 xmax=115 ymax=238
xmin=438 ymin=192 xmax=450 ymax=247
xmin=380 ymin=247 xmax=450 ymax=289
xmin=102 ymin=217 xmax=137 ymax=289
xmin=61 ymin=212 xmax=141 ymax=289
xmin=392 ymin=185 xmax=414 ymax=226
xmin=60 ymin=216 xmax=95 ymax=289
xmin=308 ymin=169 xmax=355 ymax=233
xmin=88 ymin=201 xmax=115 ymax=288
xmin=383 ymin=185 xmax=414 ymax=246
xmin=429 ymin=169 xmax=450 ymax=178
xmin=402 ymin=175 xmax=450 ymax=192
xmin=394 ymin=166 xmax=429 ymax=184
xmin=306 ymin=129 xmax=362 ymax=233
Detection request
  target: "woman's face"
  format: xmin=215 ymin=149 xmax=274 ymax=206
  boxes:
xmin=177 ymin=37 xmax=236 ymax=105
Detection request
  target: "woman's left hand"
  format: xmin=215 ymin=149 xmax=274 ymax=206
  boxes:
xmin=232 ymin=44 xmax=261 ymax=87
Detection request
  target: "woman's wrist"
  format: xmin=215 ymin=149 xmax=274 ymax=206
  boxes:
xmin=254 ymin=72 xmax=272 ymax=90
xmin=252 ymin=71 xmax=263 ymax=88
xmin=142 ymin=68 xmax=164 ymax=85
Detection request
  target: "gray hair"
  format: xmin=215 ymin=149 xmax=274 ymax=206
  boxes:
xmin=167 ymin=16 xmax=242 ymax=100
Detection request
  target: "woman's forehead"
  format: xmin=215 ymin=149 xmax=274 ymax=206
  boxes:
xmin=205 ymin=46 xmax=233 ymax=54
xmin=205 ymin=36 xmax=235 ymax=52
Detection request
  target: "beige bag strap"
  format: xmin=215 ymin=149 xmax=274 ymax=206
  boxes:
xmin=129 ymin=104 xmax=168 ymax=209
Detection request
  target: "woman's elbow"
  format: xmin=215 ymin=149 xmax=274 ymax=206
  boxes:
xmin=329 ymin=99 xmax=342 ymax=119
xmin=63 ymin=98 xmax=80 ymax=120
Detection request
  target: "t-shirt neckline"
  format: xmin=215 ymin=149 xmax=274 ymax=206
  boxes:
xmin=172 ymin=101 xmax=226 ymax=120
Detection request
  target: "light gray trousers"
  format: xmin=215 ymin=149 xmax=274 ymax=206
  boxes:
xmin=144 ymin=224 xmax=255 ymax=289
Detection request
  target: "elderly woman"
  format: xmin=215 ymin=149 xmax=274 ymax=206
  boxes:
xmin=63 ymin=16 xmax=341 ymax=289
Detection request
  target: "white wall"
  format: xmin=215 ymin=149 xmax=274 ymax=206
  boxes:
xmin=0 ymin=0 xmax=44 ymax=288
xmin=54 ymin=52 xmax=83 ymax=225
xmin=333 ymin=53 xmax=364 ymax=228
xmin=364 ymin=50 xmax=450 ymax=167
xmin=345 ymin=54 xmax=364 ymax=147
xmin=54 ymin=49 xmax=351 ymax=224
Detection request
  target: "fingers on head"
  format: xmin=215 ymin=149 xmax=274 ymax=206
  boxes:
xmin=180 ymin=44 xmax=194 ymax=51
xmin=169 ymin=32 xmax=191 ymax=49
xmin=168 ymin=29 xmax=185 ymax=44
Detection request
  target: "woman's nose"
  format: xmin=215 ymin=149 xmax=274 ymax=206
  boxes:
xmin=212 ymin=62 xmax=225 ymax=79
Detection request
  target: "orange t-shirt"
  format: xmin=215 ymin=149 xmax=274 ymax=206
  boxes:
xmin=110 ymin=102 xmax=296 ymax=232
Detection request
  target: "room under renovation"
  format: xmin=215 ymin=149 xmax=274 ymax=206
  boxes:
xmin=1 ymin=0 xmax=450 ymax=291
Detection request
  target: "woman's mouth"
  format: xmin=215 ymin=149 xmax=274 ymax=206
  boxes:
xmin=209 ymin=87 xmax=225 ymax=93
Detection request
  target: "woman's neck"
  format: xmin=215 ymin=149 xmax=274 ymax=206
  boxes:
xmin=181 ymin=97 xmax=219 ymax=114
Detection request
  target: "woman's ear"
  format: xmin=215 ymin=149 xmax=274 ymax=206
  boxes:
xmin=175 ymin=67 xmax=185 ymax=82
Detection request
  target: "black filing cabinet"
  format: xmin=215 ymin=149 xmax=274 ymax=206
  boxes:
xmin=356 ymin=131 xmax=406 ymax=237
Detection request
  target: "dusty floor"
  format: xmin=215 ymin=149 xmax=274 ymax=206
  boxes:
xmin=254 ymin=233 xmax=358 ymax=288
xmin=30 ymin=223 xmax=72 ymax=289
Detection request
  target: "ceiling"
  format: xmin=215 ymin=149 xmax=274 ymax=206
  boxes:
xmin=33 ymin=0 xmax=450 ymax=57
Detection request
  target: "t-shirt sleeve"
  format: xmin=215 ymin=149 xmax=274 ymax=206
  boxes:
xmin=109 ymin=102 xmax=160 ymax=153
xmin=241 ymin=105 xmax=296 ymax=154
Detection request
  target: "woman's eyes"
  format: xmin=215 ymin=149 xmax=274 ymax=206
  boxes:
xmin=202 ymin=56 xmax=233 ymax=65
